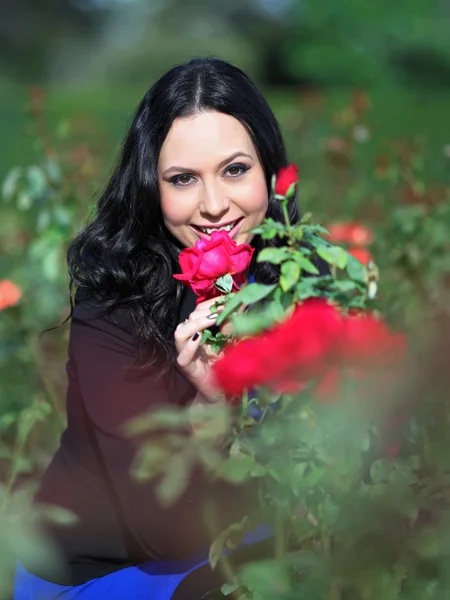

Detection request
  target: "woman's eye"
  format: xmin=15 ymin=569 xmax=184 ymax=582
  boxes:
xmin=170 ymin=174 xmax=194 ymax=186
xmin=226 ymin=164 xmax=248 ymax=177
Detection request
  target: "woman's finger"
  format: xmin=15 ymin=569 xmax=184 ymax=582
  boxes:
xmin=174 ymin=312 xmax=220 ymax=352
xmin=176 ymin=329 xmax=204 ymax=368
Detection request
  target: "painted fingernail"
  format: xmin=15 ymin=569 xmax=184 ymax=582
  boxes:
xmin=191 ymin=332 xmax=200 ymax=341
xmin=207 ymin=312 xmax=218 ymax=319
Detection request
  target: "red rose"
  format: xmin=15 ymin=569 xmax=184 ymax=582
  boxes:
xmin=213 ymin=298 xmax=406 ymax=403
xmin=274 ymin=164 xmax=299 ymax=197
xmin=0 ymin=280 xmax=22 ymax=311
xmin=341 ymin=312 xmax=406 ymax=368
xmin=213 ymin=298 xmax=344 ymax=396
xmin=173 ymin=230 xmax=254 ymax=304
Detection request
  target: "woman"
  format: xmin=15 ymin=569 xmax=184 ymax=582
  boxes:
xmin=14 ymin=57 xmax=301 ymax=599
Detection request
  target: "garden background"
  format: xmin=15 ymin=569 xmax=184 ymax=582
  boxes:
xmin=1 ymin=0 xmax=450 ymax=597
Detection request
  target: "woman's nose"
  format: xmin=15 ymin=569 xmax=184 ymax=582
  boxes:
xmin=199 ymin=182 xmax=230 ymax=217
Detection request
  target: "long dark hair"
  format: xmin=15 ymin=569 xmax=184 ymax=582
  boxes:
xmin=67 ymin=57 xmax=299 ymax=376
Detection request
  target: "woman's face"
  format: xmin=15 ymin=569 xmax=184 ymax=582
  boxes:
xmin=158 ymin=110 xmax=269 ymax=248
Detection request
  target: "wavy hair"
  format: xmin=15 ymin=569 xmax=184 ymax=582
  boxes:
xmin=67 ymin=57 xmax=300 ymax=377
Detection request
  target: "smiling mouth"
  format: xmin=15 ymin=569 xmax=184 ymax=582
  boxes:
xmin=191 ymin=217 xmax=244 ymax=236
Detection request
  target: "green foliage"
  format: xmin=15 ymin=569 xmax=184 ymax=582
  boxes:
xmin=282 ymin=0 xmax=450 ymax=87
xmin=125 ymin=140 xmax=450 ymax=600
xmin=1 ymin=82 xmax=450 ymax=599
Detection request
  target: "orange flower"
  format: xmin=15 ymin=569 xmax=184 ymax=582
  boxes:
xmin=348 ymin=247 xmax=373 ymax=266
xmin=326 ymin=222 xmax=373 ymax=247
xmin=0 ymin=280 xmax=22 ymax=310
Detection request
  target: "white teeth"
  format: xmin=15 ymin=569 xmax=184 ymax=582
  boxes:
xmin=199 ymin=220 xmax=238 ymax=235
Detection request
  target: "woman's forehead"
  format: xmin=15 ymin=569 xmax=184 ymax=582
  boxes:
xmin=158 ymin=111 xmax=257 ymax=170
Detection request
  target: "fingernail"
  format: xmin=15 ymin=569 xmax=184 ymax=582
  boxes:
xmin=191 ymin=332 xmax=200 ymax=341
xmin=207 ymin=312 xmax=218 ymax=320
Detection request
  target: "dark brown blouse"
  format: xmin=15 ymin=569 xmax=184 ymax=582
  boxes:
xmin=25 ymin=287 xmax=259 ymax=585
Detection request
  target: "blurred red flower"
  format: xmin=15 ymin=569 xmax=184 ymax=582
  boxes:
xmin=0 ymin=280 xmax=22 ymax=310
xmin=213 ymin=298 xmax=405 ymax=402
xmin=274 ymin=164 xmax=299 ymax=197
xmin=326 ymin=222 xmax=373 ymax=247
xmin=347 ymin=247 xmax=373 ymax=266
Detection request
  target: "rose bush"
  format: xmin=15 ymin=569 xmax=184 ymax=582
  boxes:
xmin=3 ymin=88 xmax=450 ymax=600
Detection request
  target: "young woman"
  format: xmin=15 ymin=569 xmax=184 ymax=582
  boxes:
xmin=14 ymin=57 xmax=305 ymax=600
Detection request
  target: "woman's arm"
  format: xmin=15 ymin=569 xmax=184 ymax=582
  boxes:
xmin=67 ymin=293 xmax=255 ymax=561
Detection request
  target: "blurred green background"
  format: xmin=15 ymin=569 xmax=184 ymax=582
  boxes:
xmin=0 ymin=0 xmax=450 ymax=592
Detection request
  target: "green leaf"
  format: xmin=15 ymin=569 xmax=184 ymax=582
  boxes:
xmin=37 ymin=505 xmax=79 ymax=526
xmin=388 ymin=469 xmax=418 ymax=487
xmin=346 ymin=255 xmax=367 ymax=282
xmin=334 ymin=279 xmax=359 ymax=293
xmin=317 ymin=245 xmax=348 ymax=269
xmin=0 ymin=510 xmax=62 ymax=597
xmin=238 ymin=283 xmax=277 ymax=305
xmin=218 ymin=455 xmax=255 ymax=484
xmin=369 ymin=482 xmax=390 ymax=499
xmin=293 ymin=461 xmax=308 ymax=478
xmin=250 ymin=463 xmax=267 ymax=477
xmin=305 ymin=224 xmax=331 ymax=235
xmin=293 ymin=254 xmax=320 ymax=274
xmin=16 ymin=189 xmax=32 ymax=211
xmin=215 ymin=283 xmax=277 ymax=329
xmin=42 ymin=246 xmax=61 ymax=282
xmin=231 ymin=311 xmax=271 ymax=336
xmin=26 ymin=165 xmax=47 ymax=200
xmin=131 ymin=445 xmax=169 ymax=481
xmin=295 ymin=279 xmax=320 ymax=300
xmin=157 ymin=452 xmax=192 ymax=507
xmin=261 ymin=227 xmax=277 ymax=239
xmin=280 ymin=260 xmax=300 ymax=292
xmin=45 ymin=157 xmax=62 ymax=182
xmin=16 ymin=401 xmax=52 ymax=448
xmin=318 ymin=498 xmax=339 ymax=527
xmin=304 ymin=233 xmax=328 ymax=248
xmin=370 ymin=459 xmax=394 ymax=483
xmin=285 ymin=181 xmax=297 ymax=199
xmin=358 ymin=431 xmax=371 ymax=452
xmin=239 ymin=560 xmax=290 ymax=595
xmin=407 ymin=455 xmax=421 ymax=470
xmin=256 ymin=247 xmax=291 ymax=265
xmin=220 ymin=582 xmax=240 ymax=596
xmin=214 ymin=293 xmax=241 ymax=327
xmin=1 ymin=166 xmax=23 ymax=201
xmin=124 ymin=406 xmax=190 ymax=435
xmin=209 ymin=516 xmax=249 ymax=569
xmin=215 ymin=273 xmax=233 ymax=293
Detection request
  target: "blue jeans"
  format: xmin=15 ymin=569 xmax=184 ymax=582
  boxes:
xmin=13 ymin=525 xmax=273 ymax=600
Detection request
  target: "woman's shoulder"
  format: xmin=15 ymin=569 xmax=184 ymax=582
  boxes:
xmin=71 ymin=288 xmax=134 ymax=337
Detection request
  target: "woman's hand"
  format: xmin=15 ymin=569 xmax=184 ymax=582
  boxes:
xmin=174 ymin=297 xmax=226 ymax=401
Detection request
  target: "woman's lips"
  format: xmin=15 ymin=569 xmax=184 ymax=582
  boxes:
xmin=190 ymin=218 xmax=244 ymax=241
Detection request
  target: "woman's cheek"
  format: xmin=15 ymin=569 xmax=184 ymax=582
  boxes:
xmin=161 ymin=191 xmax=195 ymax=227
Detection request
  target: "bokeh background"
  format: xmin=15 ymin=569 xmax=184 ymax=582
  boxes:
xmin=1 ymin=0 xmax=450 ymax=593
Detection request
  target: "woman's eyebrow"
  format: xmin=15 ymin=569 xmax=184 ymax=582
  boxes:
xmin=162 ymin=151 xmax=254 ymax=176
